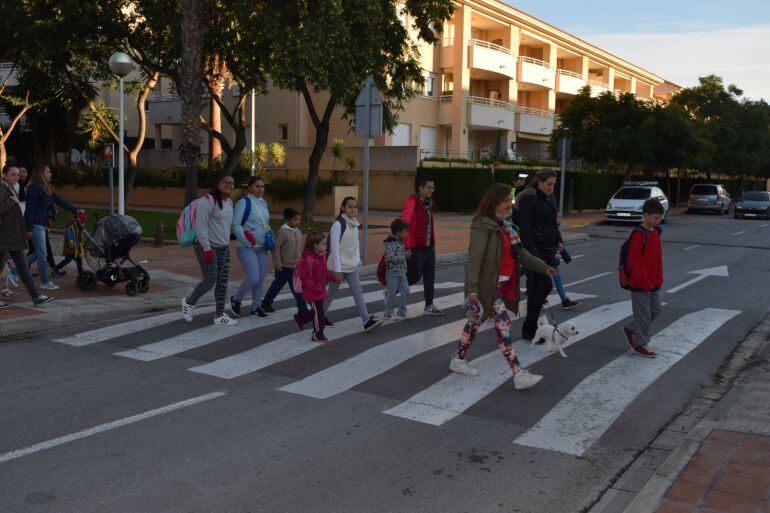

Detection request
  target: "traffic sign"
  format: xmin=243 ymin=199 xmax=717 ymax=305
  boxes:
xmin=104 ymin=144 xmax=115 ymax=168
xmin=355 ymin=76 xmax=383 ymax=138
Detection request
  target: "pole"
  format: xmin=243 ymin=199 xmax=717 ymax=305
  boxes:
xmin=250 ymin=88 xmax=256 ymax=175
xmin=362 ymin=84 xmax=371 ymax=260
xmin=118 ymin=76 xmax=125 ymax=215
xmin=559 ymin=137 xmax=567 ymax=215
xmin=108 ymin=165 xmax=114 ymax=215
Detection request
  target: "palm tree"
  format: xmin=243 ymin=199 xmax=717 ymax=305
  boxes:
xmin=180 ymin=0 xmax=206 ymax=206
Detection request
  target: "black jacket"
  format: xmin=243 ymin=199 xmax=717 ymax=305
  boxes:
xmin=517 ymin=185 xmax=563 ymax=263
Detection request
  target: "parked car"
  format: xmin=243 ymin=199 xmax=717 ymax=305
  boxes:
xmin=734 ymin=191 xmax=770 ymax=219
xmin=605 ymin=182 xmax=669 ymax=223
xmin=687 ymin=184 xmax=731 ymax=214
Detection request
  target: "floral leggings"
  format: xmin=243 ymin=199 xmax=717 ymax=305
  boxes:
xmin=456 ymin=296 xmax=521 ymax=373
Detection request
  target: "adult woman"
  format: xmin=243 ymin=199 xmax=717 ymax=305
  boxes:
xmin=23 ymin=164 xmax=83 ymax=290
xmin=229 ymin=176 xmax=271 ymax=318
xmin=325 ymin=197 xmax=382 ymax=332
xmin=0 ymin=165 xmax=53 ymax=308
xmin=450 ymin=183 xmax=555 ymax=390
xmin=182 ymin=173 xmax=237 ymax=326
xmin=15 ymin=165 xmax=28 ymax=215
xmin=516 ymin=169 xmax=564 ymax=341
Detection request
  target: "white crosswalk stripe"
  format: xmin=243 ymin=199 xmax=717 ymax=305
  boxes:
xmin=278 ymin=293 xmax=595 ymax=400
xmin=383 ymin=300 xmax=631 ymax=426
xmin=188 ymin=292 xmax=467 ymax=379
xmin=114 ymin=283 xmax=463 ymax=361
xmin=54 ymin=280 xmax=380 ymax=347
xmin=513 ymin=308 xmax=740 ymax=456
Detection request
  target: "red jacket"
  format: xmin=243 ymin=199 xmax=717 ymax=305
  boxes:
xmin=401 ymin=194 xmax=435 ymax=249
xmin=626 ymin=227 xmax=663 ymax=292
xmin=297 ymin=250 xmax=337 ymax=301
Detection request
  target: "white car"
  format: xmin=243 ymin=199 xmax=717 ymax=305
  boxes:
xmin=605 ymin=182 xmax=669 ymax=223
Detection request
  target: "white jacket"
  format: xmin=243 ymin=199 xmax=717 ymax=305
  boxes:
xmin=327 ymin=214 xmax=361 ymax=273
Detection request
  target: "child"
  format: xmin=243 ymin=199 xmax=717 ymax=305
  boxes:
xmin=621 ymin=198 xmax=664 ymax=358
xmin=383 ymin=218 xmax=410 ymax=321
xmin=260 ymin=208 xmax=307 ymax=315
xmin=52 ymin=214 xmax=86 ymax=277
xmin=294 ymin=232 xmax=338 ymax=342
xmin=553 ymin=248 xmax=579 ymax=309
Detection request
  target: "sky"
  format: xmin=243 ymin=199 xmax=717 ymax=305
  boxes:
xmin=505 ymin=1 xmax=770 ymax=101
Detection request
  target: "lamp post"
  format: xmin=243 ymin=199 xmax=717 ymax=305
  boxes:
xmin=108 ymin=52 xmax=134 ymax=215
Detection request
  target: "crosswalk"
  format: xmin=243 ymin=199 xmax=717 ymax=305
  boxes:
xmin=52 ymin=279 xmax=741 ymax=456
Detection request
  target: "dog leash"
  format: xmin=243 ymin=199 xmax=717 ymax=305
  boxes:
xmin=543 ymin=299 xmax=566 ymax=340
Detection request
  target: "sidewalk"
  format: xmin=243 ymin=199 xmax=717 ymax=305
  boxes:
xmin=590 ymin=314 xmax=770 ymax=513
xmin=0 ymin=210 xmax=591 ymax=339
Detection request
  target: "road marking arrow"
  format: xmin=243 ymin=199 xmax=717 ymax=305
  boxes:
xmin=666 ymin=265 xmax=729 ymax=294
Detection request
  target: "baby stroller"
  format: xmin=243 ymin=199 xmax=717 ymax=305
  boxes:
xmin=75 ymin=214 xmax=150 ymax=296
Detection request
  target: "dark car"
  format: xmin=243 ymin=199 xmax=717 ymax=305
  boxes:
xmin=734 ymin=191 xmax=770 ymax=219
xmin=687 ymin=184 xmax=731 ymax=214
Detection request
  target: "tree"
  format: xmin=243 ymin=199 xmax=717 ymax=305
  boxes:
xmin=0 ymin=65 xmax=35 ymax=169
xmin=257 ymin=0 xmax=453 ymax=221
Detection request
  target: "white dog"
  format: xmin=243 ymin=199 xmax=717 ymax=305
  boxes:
xmin=532 ymin=315 xmax=579 ymax=358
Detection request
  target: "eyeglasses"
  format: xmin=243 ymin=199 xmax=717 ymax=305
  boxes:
xmin=221 ymin=181 xmax=235 ymax=186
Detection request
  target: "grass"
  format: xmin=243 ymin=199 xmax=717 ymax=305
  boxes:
xmin=50 ymin=209 xmax=386 ymax=241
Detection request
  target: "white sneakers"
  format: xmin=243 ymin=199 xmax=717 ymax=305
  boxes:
xmin=213 ymin=313 xmax=238 ymax=326
xmin=449 ymin=357 xmax=479 ymax=376
xmin=182 ymin=297 xmax=194 ymax=322
xmin=513 ymin=369 xmax=543 ymax=390
xmin=40 ymin=281 xmax=59 ymax=290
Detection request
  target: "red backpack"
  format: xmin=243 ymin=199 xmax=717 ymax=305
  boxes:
xmin=376 ymin=254 xmax=387 ymax=286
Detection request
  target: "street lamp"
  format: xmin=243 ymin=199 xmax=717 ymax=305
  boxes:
xmin=109 ymin=51 xmax=134 ymax=215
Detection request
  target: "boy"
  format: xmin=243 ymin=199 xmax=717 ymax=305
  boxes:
xmin=383 ymin=218 xmax=410 ymax=321
xmin=621 ymin=198 xmax=664 ymax=358
xmin=260 ymin=208 xmax=307 ymax=314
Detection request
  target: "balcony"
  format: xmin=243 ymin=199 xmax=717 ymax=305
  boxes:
xmin=149 ymin=94 xmax=182 ymax=124
xmin=467 ymin=96 xmax=515 ymax=130
xmin=515 ymin=106 xmax=555 ymax=135
xmin=468 ymin=39 xmax=516 ymax=79
xmin=0 ymin=62 xmax=19 ymax=87
xmin=438 ymin=95 xmax=453 ymax=125
xmin=589 ymin=80 xmax=610 ymax=97
xmin=556 ymin=70 xmax=585 ymax=95
xmin=517 ymin=57 xmax=555 ymax=89
xmin=440 ymin=37 xmax=454 ymax=69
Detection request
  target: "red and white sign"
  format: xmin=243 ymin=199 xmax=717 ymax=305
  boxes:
xmin=104 ymin=143 xmax=114 ymax=167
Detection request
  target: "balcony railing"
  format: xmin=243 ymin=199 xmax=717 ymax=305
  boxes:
xmin=441 ymin=37 xmax=454 ymax=47
xmin=557 ymin=69 xmax=582 ymax=79
xmin=516 ymin=106 xmax=554 ymax=118
xmin=469 ymin=39 xmax=512 ymax=55
xmin=150 ymin=93 xmax=182 ymax=102
xmin=518 ymin=56 xmax=553 ymax=70
xmin=467 ymin=95 xmax=515 ymax=111
xmin=438 ymin=95 xmax=453 ymax=103
xmin=589 ymin=80 xmax=609 ymax=89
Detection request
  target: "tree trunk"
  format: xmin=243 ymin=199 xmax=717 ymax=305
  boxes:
xmin=623 ymin=164 xmax=633 ymax=182
xmin=180 ymin=0 xmax=205 ymax=206
xmin=126 ymin=71 xmax=159 ymax=203
xmin=208 ymin=79 xmax=223 ymax=173
xmin=299 ymin=86 xmax=336 ymax=223
xmin=0 ymin=141 xmax=6 ymax=169
xmin=221 ymin=96 xmax=247 ymax=176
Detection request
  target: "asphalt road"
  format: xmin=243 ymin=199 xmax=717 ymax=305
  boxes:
xmin=1 ymin=212 xmax=768 ymax=513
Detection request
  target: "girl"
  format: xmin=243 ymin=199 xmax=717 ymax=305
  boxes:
xmin=325 ymin=197 xmax=383 ymax=332
xmin=182 ymin=173 xmax=237 ymax=326
xmin=294 ymin=232 xmax=338 ymax=342
xmin=23 ymin=164 xmax=83 ymax=290
xmin=450 ymin=183 xmax=556 ymax=390
xmin=230 ymin=176 xmax=271 ymax=318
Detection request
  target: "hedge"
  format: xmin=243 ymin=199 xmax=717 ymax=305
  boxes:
xmin=416 ymin=166 xmax=495 ymax=212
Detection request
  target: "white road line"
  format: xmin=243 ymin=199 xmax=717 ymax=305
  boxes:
xmin=0 ymin=392 xmax=226 ymax=464
xmin=54 ymin=279 xmax=378 ymax=347
xmin=683 ymin=245 xmax=701 ymax=251
xmin=514 ymin=308 xmax=740 ymax=456
xmin=564 ymin=272 xmax=612 ymax=288
xmin=115 ymin=283 xmax=463 ymax=361
xmin=279 ymin=293 xmax=595 ymax=400
xmin=188 ymin=292 xmax=466 ymax=379
xmin=733 ymin=231 xmax=747 ymax=236
xmin=383 ymin=300 xmax=629 ymax=426
xmin=571 ymin=255 xmax=585 ymax=259
xmin=761 ymin=224 xmax=769 ymax=228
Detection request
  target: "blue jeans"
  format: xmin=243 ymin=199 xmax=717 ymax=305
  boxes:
xmin=28 ymin=224 xmax=51 ymax=284
xmin=262 ymin=267 xmax=307 ymax=312
xmin=384 ymin=271 xmax=409 ymax=316
xmin=234 ymin=247 xmax=268 ymax=305
xmin=553 ymin=260 xmax=568 ymax=301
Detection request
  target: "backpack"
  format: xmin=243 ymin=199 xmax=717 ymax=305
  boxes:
xmin=230 ymin=196 xmax=252 ymax=241
xmin=376 ymin=254 xmax=386 ymax=286
xmin=618 ymin=226 xmax=659 ymax=290
xmin=176 ymin=194 xmax=214 ymax=247
xmin=326 ymin=217 xmax=347 ymax=257
xmin=292 ymin=258 xmax=306 ymax=294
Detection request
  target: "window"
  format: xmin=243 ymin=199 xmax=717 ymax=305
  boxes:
xmin=279 ymin=124 xmax=288 ymax=141
xmin=613 ymin=187 xmax=651 ymax=200
xmin=420 ymin=71 xmax=437 ymax=98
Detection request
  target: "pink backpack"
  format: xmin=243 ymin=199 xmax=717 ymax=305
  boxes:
xmin=176 ymin=194 xmax=214 ymax=247
xmin=292 ymin=258 xmax=306 ymax=294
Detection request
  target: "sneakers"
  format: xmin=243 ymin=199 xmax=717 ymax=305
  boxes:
xmin=0 ymin=300 xmax=8 ymax=309
xmin=513 ymin=369 xmax=543 ymax=390
xmin=630 ymin=345 xmax=656 ymax=358
xmin=33 ymin=295 xmax=53 ymax=306
xmin=363 ymin=316 xmax=383 ymax=332
xmin=294 ymin=314 xmax=304 ymax=331
xmin=1 ymin=289 xmax=16 ymax=298
xmin=40 ymin=281 xmax=59 ymax=290
xmin=250 ymin=307 xmax=269 ymax=318
xmin=561 ymin=299 xmax=580 ymax=309
xmin=229 ymin=296 xmax=242 ymax=317
xmin=383 ymin=312 xmax=400 ymax=321
xmin=397 ymin=313 xmax=408 ymax=321
xmin=260 ymin=303 xmax=275 ymax=313
xmin=213 ymin=313 xmax=238 ymax=326
xmin=182 ymin=297 xmax=194 ymax=322
xmin=449 ymin=357 xmax=479 ymax=376
xmin=423 ymin=304 xmax=445 ymax=316
xmin=621 ymin=326 xmax=636 ymax=350
xmin=311 ymin=333 xmax=329 ymax=343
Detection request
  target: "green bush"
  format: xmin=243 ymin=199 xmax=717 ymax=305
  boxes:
xmin=416 ymin=166 xmax=495 ymax=212
xmin=265 ymin=177 xmax=348 ymax=203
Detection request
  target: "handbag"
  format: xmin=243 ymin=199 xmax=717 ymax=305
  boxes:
xmin=254 ymin=200 xmax=276 ymax=250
